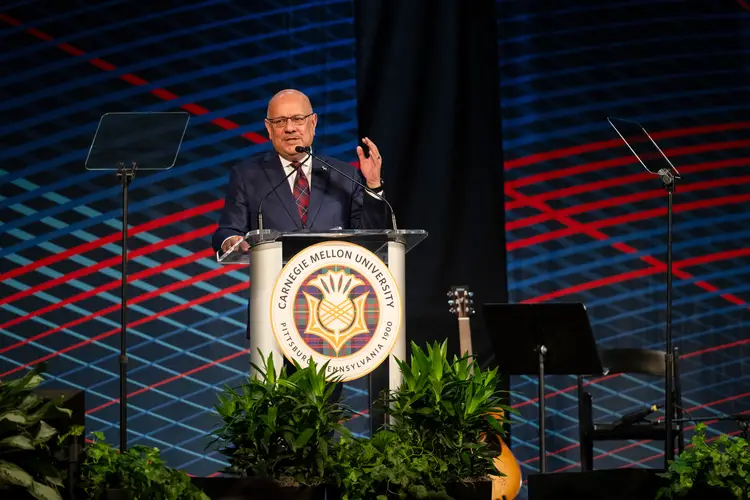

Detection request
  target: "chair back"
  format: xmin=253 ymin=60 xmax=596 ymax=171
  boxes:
xmin=599 ymin=348 xmax=668 ymax=377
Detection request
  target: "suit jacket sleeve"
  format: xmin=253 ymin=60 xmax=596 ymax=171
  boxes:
xmin=347 ymin=164 xmax=388 ymax=230
xmin=212 ymin=163 xmax=250 ymax=253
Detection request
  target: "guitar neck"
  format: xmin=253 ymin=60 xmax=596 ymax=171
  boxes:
xmin=458 ymin=317 xmax=473 ymax=358
xmin=448 ymin=286 xmax=475 ymax=361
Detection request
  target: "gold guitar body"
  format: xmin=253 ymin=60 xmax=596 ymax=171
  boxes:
xmin=487 ymin=411 xmax=523 ymax=500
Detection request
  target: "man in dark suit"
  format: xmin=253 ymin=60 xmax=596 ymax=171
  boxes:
xmin=211 ymin=90 xmax=388 ymax=401
xmin=212 ymin=89 xmax=388 ymax=255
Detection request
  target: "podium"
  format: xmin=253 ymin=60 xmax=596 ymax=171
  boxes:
xmin=217 ymin=228 xmax=426 ymax=429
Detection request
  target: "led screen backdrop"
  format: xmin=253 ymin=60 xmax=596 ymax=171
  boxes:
xmin=1 ymin=0 xmax=749 ymax=493
xmin=499 ymin=0 xmax=750 ymax=484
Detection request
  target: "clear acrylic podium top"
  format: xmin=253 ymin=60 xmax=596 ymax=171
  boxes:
xmin=217 ymin=229 xmax=428 ymax=264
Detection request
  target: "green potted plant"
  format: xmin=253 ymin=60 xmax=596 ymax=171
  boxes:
xmin=0 ymin=366 xmax=82 ymax=500
xmin=77 ymin=431 xmax=209 ymax=500
xmin=330 ymin=429 xmax=450 ymax=499
xmin=656 ymin=423 xmax=749 ymax=500
xmin=205 ymin=353 xmax=350 ymax=500
xmin=388 ymin=340 xmax=515 ymax=500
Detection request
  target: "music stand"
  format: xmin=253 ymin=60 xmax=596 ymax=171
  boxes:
xmin=483 ymin=302 xmax=604 ymax=474
xmin=608 ymin=117 xmax=681 ymax=463
xmin=85 ymin=111 xmax=190 ymax=452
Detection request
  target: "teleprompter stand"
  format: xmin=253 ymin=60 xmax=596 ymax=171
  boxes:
xmin=608 ymin=117 xmax=682 ymax=465
xmin=483 ymin=302 xmax=603 ymax=474
xmin=85 ymin=112 xmax=190 ymax=452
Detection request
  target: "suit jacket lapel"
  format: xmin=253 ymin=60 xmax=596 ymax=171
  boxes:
xmin=260 ymin=152 xmax=301 ymax=228
xmin=306 ymin=156 xmax=331 ymax=228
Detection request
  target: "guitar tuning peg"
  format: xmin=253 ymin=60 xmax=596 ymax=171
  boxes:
xmin=470 ymin=308 xmax=476 ymax=315
xmin=468 ymin=299 xmax=474 ymax=305
xmin=447 ymin=299 xmax=455 ymax=306
xmin=468 ymin=291 xmax=474 ymax=297
xmin=446 ymin=291 xmax=453 ymax=298
xmin=449 ymin=308 xmax=456 ymax=314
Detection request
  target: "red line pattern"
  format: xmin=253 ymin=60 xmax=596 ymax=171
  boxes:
xmin=0 ymin=200 xmax=223 ymax=285
xmin=86 ymin=348 xmax=251 ymax=415
xmin=504 ymin=135 xmax=749 ymax=310
xmin=505 ymin=156 xmax=750 ymax=210
xmin=0 ymin=280 xmax=250 ymax=379
xmin=507 ymin=170 xmax=750 ymax=230
xmin=504 ymin=122 xmax=750 ymax=170
xmin=0 ymin=12 xmax=269 ymax=145
xmin=0 ymin=225 xmax=217 ymax=308
xmin=524 ymin=246 xmax=750 ymax=305
xmin=0 ymin=243 xmax=215 ymax=336
xmin=0 ymin=258 xmax=236 ymax=359
xmin=509 ymin=193 xmax=750 ymax=252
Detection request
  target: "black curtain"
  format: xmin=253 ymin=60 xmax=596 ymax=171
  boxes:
xmin=355 ymin=0 xmax=507 ymax=365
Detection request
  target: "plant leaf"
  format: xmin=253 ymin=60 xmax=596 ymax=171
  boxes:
xmin=52 ymin=406 xmax=72 ymax=418
xmin=0 ymin=409 xmax=28 ymax=425
xmin=24 ymin=399 xmax=59 ymax=427
xmin=18 ymin=393 xmax=41 ymax=412
xmin=295 ymin=428 xmax=315 ymax=449
xmin=35 ymin=420 xmax=58 ymax=444
xmin=0 ymin=459 xmax=34 ymax=488
xmin=29 ymin=480 xmax=63 ymax=500
xmin=23 ymin=374 xmax=45 ymax=392
xmin=0 ymin=434 xmax=35 ymax=450
xmin=487 ymin=415 xmax=504 ymax=434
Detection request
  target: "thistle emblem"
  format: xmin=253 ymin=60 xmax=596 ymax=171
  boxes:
xmin=303 ymin=270 xmax=370 ymax=353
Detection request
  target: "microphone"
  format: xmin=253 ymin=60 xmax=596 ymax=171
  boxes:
xmin=613 ymin=404 xmax=663 ymax=429
xmin=295 ymin=145 xmax=398 ymax=230
xmin=257 ymin=153 xmax=311 ymax=236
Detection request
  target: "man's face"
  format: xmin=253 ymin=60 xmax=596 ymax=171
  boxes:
xmin=265 ymin=93 xmax=317 ymax=160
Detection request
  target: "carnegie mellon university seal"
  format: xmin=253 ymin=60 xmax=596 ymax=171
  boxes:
xmin=270 ymin=241 xmax=402 ymax=381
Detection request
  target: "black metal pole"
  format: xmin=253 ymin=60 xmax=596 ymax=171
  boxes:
xmin=670 ymin=414 xmax=750 ymax=424
xmin=659 ymin=169 xmax=676 ymax=467
xmin=538 ymin=344 xmax=547 ymax=474
xmin=117 ymin=163 xmax=134 ymax=453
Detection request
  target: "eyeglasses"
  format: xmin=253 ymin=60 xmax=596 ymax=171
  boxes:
xmin=265 ymin=113 xmax=314 ymax=128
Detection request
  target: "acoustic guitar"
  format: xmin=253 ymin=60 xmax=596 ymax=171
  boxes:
xmin=448 ymin=286 xmax=522 ymax=500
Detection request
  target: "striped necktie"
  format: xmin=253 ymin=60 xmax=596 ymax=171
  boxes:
xmin=291 ymin=161 xmax=310 ymax=227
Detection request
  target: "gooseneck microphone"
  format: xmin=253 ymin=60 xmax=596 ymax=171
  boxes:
xmin=257 ymin=153 xmax=311 ymax=236
xmin=295 ymin=145 xmax=397 ymax=230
